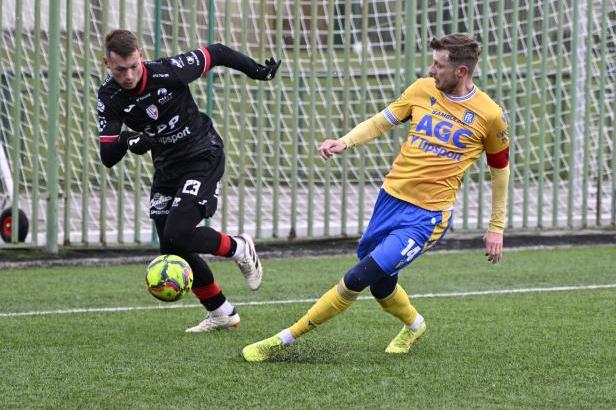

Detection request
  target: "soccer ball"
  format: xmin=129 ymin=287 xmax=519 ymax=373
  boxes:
xmin=145 ymin=255 xmax=193 ymax=302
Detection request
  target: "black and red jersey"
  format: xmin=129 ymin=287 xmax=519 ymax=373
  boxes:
xmin=97 ymin=48 xmax=222 ymax=174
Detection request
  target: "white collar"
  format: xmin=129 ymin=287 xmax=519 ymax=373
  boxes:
xmin=444 ymin=84 xmax=477 ymax=102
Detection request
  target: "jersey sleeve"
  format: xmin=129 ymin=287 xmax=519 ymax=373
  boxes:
xmin=484 ymin=106 xmax=510 ymax=168
xmin=382 ymin=81 xmax=419 ymax=126
xmin=166 ymin=49 xmax=212 ymax=85
xmin=97 ymin=94 xmax=123 ymax=143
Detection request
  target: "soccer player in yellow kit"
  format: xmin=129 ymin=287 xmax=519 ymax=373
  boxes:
xmin=242 ymin=33 xmax=510 ymax=361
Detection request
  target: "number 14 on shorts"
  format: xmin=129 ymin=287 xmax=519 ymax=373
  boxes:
xmin=401 ymin=238 xmax=421 ymax=263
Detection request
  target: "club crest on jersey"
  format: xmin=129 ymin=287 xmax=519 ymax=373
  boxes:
xmin=146 ymin=104 xmax=159 ymax=120
xmin=157 ymin=88 xmax=173 ymax=104
xmin=463 ymin=110 xmax=475 ymax=125
xmin=430 ymin=97 xmax=436 ymax=107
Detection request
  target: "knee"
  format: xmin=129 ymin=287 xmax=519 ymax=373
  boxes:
xmin=369 ymin=275 xmax=397 ymax=299
xmin=343 ymin=256 xmax=387 ymax=292
xmin=162 ymin=225 xmax=193 ymax=254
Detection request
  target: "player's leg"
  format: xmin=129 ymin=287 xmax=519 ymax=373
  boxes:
xmin=184 ymin=258 xmax=240 ymax=332
xmin=242 ymin=191 xmax=450 ymax=361
xmin=283 ymin=242 xmax=426 ymax=344
xmin=368 ymin=206 xmax=453 ymax=353
xmin=369 ymin=275 xmax=425 ymax=354
xmin=242 ymin=190 xmax=394 ymax=361
xmin=370 ymin=275 xmax=419 ymax=329
xmin=155 ymin=217 xmax=239 ymax=332
xmin=158 ymin=150 xmax=262 ymax=289
xmin=286 ymin=255 xmax=386 ymax=337
xmin=161 ymin=194 xmax=262 ymax=290
xmin=282 ymin=190 xmax=415 ymax=339
xmin=241 ymin=255 xmax=391 ymax=362
xmin=242 ymin=256 xmax=382 ymax=362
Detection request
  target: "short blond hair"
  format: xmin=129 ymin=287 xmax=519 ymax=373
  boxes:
xmin=430 ymin=33 xmax=481 ymax=74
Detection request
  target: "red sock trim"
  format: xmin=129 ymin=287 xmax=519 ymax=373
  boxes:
xmin=215 ymin=232 xmax=231 ymax=256
xmin=192 ymin=283 xmax=222 ymax=300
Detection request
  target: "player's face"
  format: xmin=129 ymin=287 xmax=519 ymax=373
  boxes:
xmin=104 ymin=49 xmax=144 ymax=90
xmin=428 ymin=50 xmax=460 ymax=94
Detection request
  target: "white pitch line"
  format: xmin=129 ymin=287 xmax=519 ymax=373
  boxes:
xmin=1 ymin=283 xmax=615 ymax=318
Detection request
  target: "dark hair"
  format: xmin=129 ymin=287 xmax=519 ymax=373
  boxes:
xmin=430 ymin=33 xmax=481 ymax=74
xmin=105 ymin=29 xmax=139 ymax=58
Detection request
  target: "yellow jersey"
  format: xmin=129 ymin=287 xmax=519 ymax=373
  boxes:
xmin=382 ymin=77 xmax=509 ymax=211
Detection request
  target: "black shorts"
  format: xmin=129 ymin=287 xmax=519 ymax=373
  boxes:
xmin=149 ymin=148 xmax=225 ymax=220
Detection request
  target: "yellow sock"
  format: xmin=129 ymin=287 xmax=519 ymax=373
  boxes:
xmin=289 ymin=280 xmax=360 ymax=338
xmin=376 ymin=284 xmax=417 ymax=325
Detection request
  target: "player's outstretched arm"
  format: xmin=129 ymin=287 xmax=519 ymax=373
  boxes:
xmin=319 ymin=111 xmax=395 ymax=160
xmin=206 ymin=43 xmax=281 ymax=81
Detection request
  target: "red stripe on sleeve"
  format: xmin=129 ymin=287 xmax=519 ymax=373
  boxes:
xmin=215 ymin=232 xmax=231 ymax=256
xmin=486 ymin=147 xmax=509 ymax=168
xmin=99 ymin=135 xmax=119 ymax=143
xmin=199 ymin=47 xmax=211 ymax=76
xmin=192 ymin=283 xmax=222 ymax=300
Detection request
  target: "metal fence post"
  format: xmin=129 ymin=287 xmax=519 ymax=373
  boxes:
xmin=46 ymin=0 xmax=61 ymax=253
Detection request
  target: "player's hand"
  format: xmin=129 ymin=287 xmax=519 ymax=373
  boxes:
xmin=254 ymin=57 xmax=281 ymax=81
xmin=121 ymin=131 xmax=155 ymax=155
xmin=319 ymin=139 xmax=347 ymax=160
xmin=483 ymin=231 xmax=503 ymax=264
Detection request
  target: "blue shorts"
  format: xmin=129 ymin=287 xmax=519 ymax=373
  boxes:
xmin=357 ymin=189 xmax=453 ymax=275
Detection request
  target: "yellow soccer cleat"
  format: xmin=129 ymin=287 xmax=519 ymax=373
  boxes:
xmin=385 ymin=321 xmax=427 ymax=354
xmin=242 ymin=335 xmax=286 ymax=362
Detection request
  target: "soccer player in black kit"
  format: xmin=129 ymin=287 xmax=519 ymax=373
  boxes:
xmin=97 ymin=29 xmax=280 ymax=332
